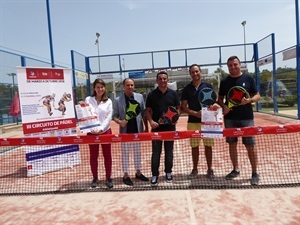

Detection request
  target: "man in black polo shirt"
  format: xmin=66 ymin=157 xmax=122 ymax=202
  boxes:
xmin=181 ymin=64 xmax=217 ymax=181
xmin=145 ymin=71 xmax=180 ymax=187
xmin=218 ymin=55 xmax=260 ymax=185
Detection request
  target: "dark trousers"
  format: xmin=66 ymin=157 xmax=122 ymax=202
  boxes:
xmin=151 ymin=125 xmax=175 ymax=176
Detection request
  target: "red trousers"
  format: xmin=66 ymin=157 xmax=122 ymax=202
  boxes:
xmin=88 ymin=128 xmax=112 ymax=180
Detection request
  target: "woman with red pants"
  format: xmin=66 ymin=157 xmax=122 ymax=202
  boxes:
xmin=81 ymin=79 xmax=113 ymax=188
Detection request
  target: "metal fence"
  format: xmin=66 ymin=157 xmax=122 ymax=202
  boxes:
xmin=1 ymin=33 xmax=299 ymax=126
xmin=0 ymin=49 xmax=67 ymax=125
xmin=256 ymin=34 xmax=298 ymax=117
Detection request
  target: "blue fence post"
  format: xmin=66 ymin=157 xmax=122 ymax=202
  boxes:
xmin=70 ymin=50 xmax=78 ymax=104
xmin=271 ymin=33 xmax=278 ymax=113
xmin=85 ymin=56 xmax=91 ymax=96
xmin=253 ymin=43 xmax=261 ymax=111
xmin=295 ymin=0 xmax=300 ymax=119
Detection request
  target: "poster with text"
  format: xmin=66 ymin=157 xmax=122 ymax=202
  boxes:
xmin=17 ymin=67 xmax=77 ymax=136
xmin=16 ymin=67 xmax=80 ymax=176
xmin=201 ymin=107 xmax=223 ymax=138
xmin=25 ymin=144 xmax=81 ymax=177
xmin=75 ymin=103 xmax=101 ymax=133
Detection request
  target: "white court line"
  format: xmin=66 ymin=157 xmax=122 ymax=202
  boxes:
xmin=0 ymin=146 xmax=23 ymax=154
xmin=185 ymin=190 xmax=197 ymax=225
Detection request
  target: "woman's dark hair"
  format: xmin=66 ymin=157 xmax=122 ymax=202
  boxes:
xmin=91 ymin=79 xmax=108 ymax=101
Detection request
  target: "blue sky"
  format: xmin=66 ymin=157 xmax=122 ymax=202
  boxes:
xmin=0 ymin=0 xmax=297 ymax=81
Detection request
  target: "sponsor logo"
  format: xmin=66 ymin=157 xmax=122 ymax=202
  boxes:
xmin=173 ymin=131 xmax=180 ymax=139
xmin=132 ymin=133 xmax=140 ymax=141
xmin=112 ymin=135 xmax=122 ymax=142
xmin=0 ymin=140 xmax=10 ymax=145
xmin=73 ymin=136 xmax=83 ymax=143
xmin=276 ymin=125 xmax=287 ymax=133
xmin=233 ymin=128 xmax=244 ymax=136
xmin=151 ymin=132 xmax=161 ymax=140
xmin=192 ymin=130 xmax=202 ymax=138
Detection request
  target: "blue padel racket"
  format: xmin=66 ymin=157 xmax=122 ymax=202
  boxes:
xmin=198 ymin=87 xmax=217 ymax=107
xmin=125 ymin=99 xmax=141 ymax=121
xmin=158 ymin=106 xmax=179 ymax=125
xmin=227 ymin=86 xmax=250 ymax=108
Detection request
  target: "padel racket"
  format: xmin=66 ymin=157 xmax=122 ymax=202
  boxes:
xmin=198 ymin=87 xmax=217 ymax=107
xmin=125 ymin=99 xmax=141 ymax=121
xmin=158 ymin=106 xmax=179 ymax=125
xmin=227 ymin=86 xmax=250 ymax=108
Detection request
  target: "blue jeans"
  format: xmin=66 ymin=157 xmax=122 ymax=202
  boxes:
xmin=224 ymin=119 xmax=255 ymax=145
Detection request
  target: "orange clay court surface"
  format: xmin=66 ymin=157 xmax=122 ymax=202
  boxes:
xmin=0 ymin=113 xmax=300 ymax=225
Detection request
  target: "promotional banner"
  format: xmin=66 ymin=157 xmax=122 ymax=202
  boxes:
xmin=201 ymin=107 xmax=223 ymax=138
xmin=17 ymin=67 xmax=77 ymax=136
xmin=16 ymin=67 xmax=80 ymax=176
xmin=25 ymin=144 xmax=81 ymax=177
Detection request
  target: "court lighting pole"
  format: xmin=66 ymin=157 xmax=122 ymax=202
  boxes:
xmin=122 ymin=58 xmax=125 ymax=81
xmin=7 ymin=73 xmax=16 ymax=87
xmin=241 ymin=20 xmax=247 ymax=63
xmin=7 ymin=73 xmax=16 ymax=97
xmin=95 ymin=32 xmax=101 ymax=72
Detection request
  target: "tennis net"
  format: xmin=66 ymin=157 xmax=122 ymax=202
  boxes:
xmin=0 ymin=124 xmax=300 ymax=195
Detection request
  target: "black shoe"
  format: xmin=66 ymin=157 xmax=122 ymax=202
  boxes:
xmin=225 ymin=170 xmax=240 ymax=180
xmin=188 ymin=169 xmax=198 ymax=179
xmin=250 ymin=172 xmax=260 ymax=185
xmin=151 ymin=176 xmax=158 ymax=187
xmin=165 ymin=173 xmax=173 ymax=183
xmin=91 ymin=178 xmax=99 ymax=188
xmin=207 ymin=169 xmax=216 ymax=181
xmin=123 ymin=177 xmax=133 ymax=186
xmin=105 ymin=178 xmax=113 ymax=189
xmin=136 ymin=173 xmax=149 ymax=182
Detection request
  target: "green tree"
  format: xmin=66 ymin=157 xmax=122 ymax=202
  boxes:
xmin=0 ymin=84 xmax=14 ymax=116
xmin=214 ymin=67 xmax=227 ymax=79
xmin=260 ymin=69 xmax=272 ymax=82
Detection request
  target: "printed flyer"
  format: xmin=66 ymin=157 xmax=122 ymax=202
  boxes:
xmin=201 ymin=107 xmax=223 ymax=138
xmin=75 ymin=103 xmax=101 ymax=133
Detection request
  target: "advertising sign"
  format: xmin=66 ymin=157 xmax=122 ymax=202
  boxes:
xmin=16 ymin=67 xmax=80 ymax=176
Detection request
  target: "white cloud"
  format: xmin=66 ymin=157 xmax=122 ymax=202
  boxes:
xmin=122 ymin=1 xmax=138 ymax=10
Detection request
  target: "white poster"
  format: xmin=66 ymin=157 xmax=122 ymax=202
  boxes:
xmin=201 ymin=107 xmax=223 ymax=138
xmin=75 ymin=103 xmax=101 ymax=133
xmin=16 ymin=67 xmax=80 ymax=176
xmin=16 ymin=67 xmax=77 ymax=136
